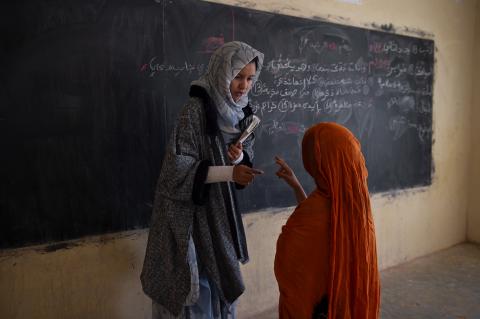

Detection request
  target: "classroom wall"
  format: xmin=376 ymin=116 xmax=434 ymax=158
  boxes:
xmin=467 ymin=1 xmax=480 ymax=243
xmin=1 ymin=0 xmax=479 ymax=318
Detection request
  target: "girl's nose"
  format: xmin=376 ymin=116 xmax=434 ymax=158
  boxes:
xmin=239 ymin=79 xmax=247 ymax=89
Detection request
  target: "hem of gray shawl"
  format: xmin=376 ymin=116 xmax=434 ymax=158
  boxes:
xmin=192 ymin=159 xmax=212 ymax=205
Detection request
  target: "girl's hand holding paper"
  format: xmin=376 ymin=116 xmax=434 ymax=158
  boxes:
xmin=228 ymin=142 xmax=243 ymax=163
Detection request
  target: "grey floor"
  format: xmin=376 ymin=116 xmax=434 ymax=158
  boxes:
xmin=380 ymin=243 xmax=480 ymax=319
xmin=256 ymin=243 xmax=480 ymax=319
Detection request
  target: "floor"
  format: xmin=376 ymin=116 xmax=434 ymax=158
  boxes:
xmin=380 ymin=243 xmax=480 ymax=319
xmin=255 ymin=243 xmax=480 ymax=319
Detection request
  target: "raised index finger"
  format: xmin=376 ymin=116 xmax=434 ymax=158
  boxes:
xmin=275 ymin=156 xmax=289 ymax=169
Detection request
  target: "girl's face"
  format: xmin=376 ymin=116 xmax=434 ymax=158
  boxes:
xmin=229 ymin=62 xmax=256 ymax=102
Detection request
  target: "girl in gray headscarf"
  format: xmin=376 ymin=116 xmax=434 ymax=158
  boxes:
xmin=141 ymin=41 xmax=264 ymax=319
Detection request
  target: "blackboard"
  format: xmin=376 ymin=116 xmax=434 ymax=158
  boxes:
xmin=0 ymin=0 xmax=433 ymax=248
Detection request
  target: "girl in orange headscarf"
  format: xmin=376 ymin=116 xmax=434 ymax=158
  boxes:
xmin=274 ymin=122 xmax=380 ymax=319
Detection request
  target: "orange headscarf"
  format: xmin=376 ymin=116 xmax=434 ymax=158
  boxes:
xmin=305 ymin=122 xmax=380 ymax=318
xmin=275 ymin=122 xmax=380 ymax=319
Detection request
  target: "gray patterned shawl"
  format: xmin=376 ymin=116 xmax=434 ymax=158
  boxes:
xmin=141 ymin=97 xmax=254 ymax=316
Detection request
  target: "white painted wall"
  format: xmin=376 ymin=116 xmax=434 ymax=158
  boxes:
xmin=467 ymin=2 xmax=480 ymax=243
xmin=1 ymin=0 xmax=479 ymax=318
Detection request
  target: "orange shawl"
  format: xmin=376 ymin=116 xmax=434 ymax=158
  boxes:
xmin=274 ymin=122 xmax=380 ymax=319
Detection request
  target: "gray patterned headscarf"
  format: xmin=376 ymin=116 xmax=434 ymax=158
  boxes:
xmin=192 ymin=41 xmax=264 ymax=143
